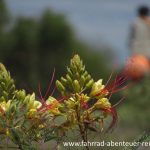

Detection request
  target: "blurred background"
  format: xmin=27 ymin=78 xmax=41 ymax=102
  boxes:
xmin=1 ymin=0 xmax=150 ymax=149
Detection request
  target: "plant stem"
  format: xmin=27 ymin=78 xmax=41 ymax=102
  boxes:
xmin=76 ymin=108 xmax=89 ymax=150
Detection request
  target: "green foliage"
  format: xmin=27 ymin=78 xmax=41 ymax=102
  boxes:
xmin=56 ymin=54 xmax=94 ymax=95
xmin=0 ymin=63 xmax=15 ymax=101
xmin=55 ymin=55 xmax=115 ymax=149
xmin=0 ymin=0 xmax=8 ymax=28
xmin=124 ymin=132 xmax=150 ymax=150
xmin=0 ymin=63 xmax=56 ymax=150
xmin=0 ymin=54 xmax=128 ymax=150
xmin=120 ymin=76 xmax=150 ymax=130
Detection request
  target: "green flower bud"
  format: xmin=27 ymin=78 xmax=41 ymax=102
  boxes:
xmin=0 ymin=63 xmax=7 ymax=74
xmin=67 ymin=67 xmax=73 ymax=77
xmin=15 ymin=90 xmax=26 ymax=100
xmin=2 ymin=91 xmax=8 ymax=99
xmin=80 ymin=75 xmax=85 ymax=86
xmin=80 ymin=65 xmax=85 ymax=74
xmin=61 ymin=77 xmax=67 ymax=86
xmin=9 ymin=84 xmax=15 ymax=94
xmin=0 ymin=82 xmax=6 ymax=90
xmin=83 ymin=71 xmax=88 ymax=78
xmin=75 ymin=72 xmax=80 ymax=79
xmin=23 ymin=97 xmax=29 ymax=105
xmin=26 ymin=93 xmax=35 ymax=109
xmin=85 ymin=79 xmax=94 ymax=89
xmin=56 ymin=80 xmax=66 ymax=92
xmin=73 ymin=80 xmax=81 ymax=92
xmin=0 ymin=96 xmax=5 ymax=102
xmin=66 ymin=74 xmax=72 ymax=82
xmin=28 ymin=98 xmax=34 ymax=109
xmin=85 ymin=74 xmax=91 ymax=82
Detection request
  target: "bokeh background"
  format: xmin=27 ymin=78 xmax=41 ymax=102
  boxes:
xmin=1 ymin=0 xmax=150 ymax=149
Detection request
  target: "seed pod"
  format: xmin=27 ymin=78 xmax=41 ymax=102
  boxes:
xmin=73 ymin=80 xmax=81 ymax=92
xmin=56 ymin=80 xmax=65 ymax=92
xmin=85 ymin=79 xmax=94 ymax=89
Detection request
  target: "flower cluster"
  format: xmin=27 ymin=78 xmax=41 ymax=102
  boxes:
xmin=0 ymin=54 xmax=127 ymax=149
xmin=0 ymin=64 xmax=55 ymax=149
xmin=53 ymin=55 xmax=126 ymax=141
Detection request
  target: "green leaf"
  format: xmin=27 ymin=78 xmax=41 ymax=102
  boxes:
xmin=87 ymin=126 xmax=97 ymax=132
xmin=44 ymin=135 xmax=58 ymax=142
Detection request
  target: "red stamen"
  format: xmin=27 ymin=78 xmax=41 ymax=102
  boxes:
xmin=38 ymin=83 xmax=45 ymax=104
xmin=104 ymin=107 xmax=118 ymax=132
xmin=44 ymin=68 xmax=55 ymax=99
xmin=50 ymin=86 xmax=56 ymax=96
xmin=96 ymin=72 xmax=129 ymax=97
xmin=112 ymin=96 xmax=125 ymax=108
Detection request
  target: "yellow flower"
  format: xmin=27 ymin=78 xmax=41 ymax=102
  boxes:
xmin=0 ymin=100 xmax=11 ymax=113
xmin=32 ymin=101 xmax=42 ymax=109
xmin=90 ymin=79 xmax=105 ymax=97
xmin=24 ymin=93 xmax=42 ymax=117
xmin=46 ymin=96 xmax=58 ymax=105
xmin=49 ymin=108 xmax=61 ymax=115
xmin=38 ymin=124 xmax=45 ymax=129
xmin=27 ymin=101 xmax=42 ymax=117
xmin=25 ymin=93 xmax=42 ymax=110
xmin=45 ymin=96 xmax=61 ymax=115
xmin=94 ymin=98 xmax=111 ymax=109
xmin=65 ymin=97 xmax=77 ymax=108
xmin=27 ymin=109 xmax=35 ymax=118
xmin=80 ymin=94 xmax=90 ymax=102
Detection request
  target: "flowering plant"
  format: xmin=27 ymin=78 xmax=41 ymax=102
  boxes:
xmin=0 ymin=64 xmax=56 ymax=149
xmin=0 ymin=54 xmax=127 ymax=150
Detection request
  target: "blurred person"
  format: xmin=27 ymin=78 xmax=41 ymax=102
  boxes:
xmin=127 ymin=5 xmax=150 ymax=80
xmin=129 ymin=5 xmax=150 ymax=57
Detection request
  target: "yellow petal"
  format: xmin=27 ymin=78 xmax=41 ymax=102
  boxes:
xmin=90 ymin=79 xmax=105 ymax=97
xmin=46 ymin=96 xmax=57 ymax=105
xmin=94 ymin=98 xmax=111 ymax=109
xmin=33 ymin=101 xmax=42 ymax=109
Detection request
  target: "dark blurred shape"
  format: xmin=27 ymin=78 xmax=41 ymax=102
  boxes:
xmin=0 ymin=0 xmax=8 ymax=29
xmin=138 ymin=5 xmax=149 ymax=17
xmin=128 ymin=5 xmax=150 ymax=82
xmin=128 ymin=5 xmax=150 ymax=58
